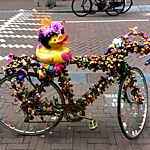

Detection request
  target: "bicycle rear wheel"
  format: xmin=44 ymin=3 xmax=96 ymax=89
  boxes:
xmin=121 ymin=0 xmax=133 ymax=13
xmin=105 ymin=0 xmax=125 ymax=16
xmin=72 ymin=0 xmax=92 ymax=17
xmin=117 ymin=67 xmax=148 ymax=139
xmin=0 ymin=73 xmax=64 ymax=135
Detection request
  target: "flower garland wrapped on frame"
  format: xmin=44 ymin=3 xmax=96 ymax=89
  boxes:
xmin=2 ymin=25 xmax=150 ymax=119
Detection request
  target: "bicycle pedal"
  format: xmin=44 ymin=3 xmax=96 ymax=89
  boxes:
xmin=88 ymin=119 xmax=98 ymax=130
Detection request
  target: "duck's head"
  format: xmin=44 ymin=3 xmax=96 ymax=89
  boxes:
xmin=38 ymin=18 xmax=68 ymax=49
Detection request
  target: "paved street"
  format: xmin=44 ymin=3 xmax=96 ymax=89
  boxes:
xmin=0 ymin=0 xmax=150 ymax=150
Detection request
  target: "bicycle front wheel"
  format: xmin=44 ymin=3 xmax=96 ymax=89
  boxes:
xmin=0 ymin=73 xmax=64 ymax=135
xmin=121 ymin=0 xmax=133 ymax=13
xmin=117 ymin=67 xmax=148 ymax=139
xmin=105 ymin=0 xmax=125 ymax=16
xmin=71 ymin=0 xmax=92 ymax=17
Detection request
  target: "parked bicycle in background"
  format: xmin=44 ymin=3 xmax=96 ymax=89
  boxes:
xmin=72 ymin=0 xmax=133 ymax=17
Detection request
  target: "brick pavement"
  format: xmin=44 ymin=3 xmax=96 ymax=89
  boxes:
xmin=0 ymin=1 xmax=150 ymax=150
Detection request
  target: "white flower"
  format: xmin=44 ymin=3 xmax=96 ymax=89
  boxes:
xmin=112 ymin=38 xmax=123 ymax=48
xmin=0 ymin=56 xmax=5 ymax=61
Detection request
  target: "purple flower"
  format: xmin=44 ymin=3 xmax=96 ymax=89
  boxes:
xmin=38 ymin=29 xmax=44 ymax=38
xmin=43 ymin=27 xmax=53 ymax=37
xmin=143 ymin=33 xmax=148 ymax=39
xmin=37 ymin=21 xmax=65 ymax=43
xmin=51 ymin=21 xmax=63 ymax=34
xmin=39 ymin=27 xmax=52 ymax=37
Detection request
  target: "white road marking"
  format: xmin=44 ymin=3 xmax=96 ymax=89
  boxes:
xmin=0 ymin=43 xmax=33 ymax=48
xmin=0 ymin=10 xmax=22 ymax=13
xmin=15 ymin=20 xmax=25 ymax=23
xmin=8 ymin=25 xmax=20 ymax=27
xmin=24 ymin=18 xmax=41 ymax=21
xmin=11 ymin=22 xmax=41 ymax=25
xmin=0 ymin=31 xmax=14 ymax=34
xmin=0 ymin=12 xmax=24 ymax=31
xmin=0 ymin=34 xmax=37 ymax=38
xmin=4 ymin=28 xmax=38 ymax=31
xmin=66 ymin=19 xmax=150 ymax=23
xmin=4 ymin=19 xmax=149 ymax=27
xmin=0 ymin=39 xmax=6 ymax=42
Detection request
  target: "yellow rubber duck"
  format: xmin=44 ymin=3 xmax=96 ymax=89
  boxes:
xmin=36 ymin=17 xmax=72 ymax=65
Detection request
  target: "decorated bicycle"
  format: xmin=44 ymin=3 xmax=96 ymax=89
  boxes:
xmin=0 ymin=17 xmax=149 ymax=140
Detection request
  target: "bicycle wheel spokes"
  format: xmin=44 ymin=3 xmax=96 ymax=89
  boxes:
xmin=72 ymin=0 xmax=92 ymax=17
xmin=105 ymin=0 xmax=125 ymax=16
xmin=118 ymin=67 xmax=148 ymax=139
xmin=0 ymin=74 xmax=63 ymax=135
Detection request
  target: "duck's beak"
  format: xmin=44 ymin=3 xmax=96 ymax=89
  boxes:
xmin=56 ymin=34 xmax=68 ymax=45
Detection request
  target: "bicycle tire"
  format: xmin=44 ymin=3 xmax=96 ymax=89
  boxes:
xmin=0 ymin=72 xmax=64 ymax=135
xmin=117 ymin=67 xmax=148 ymax=139
xmin=71 ymin=0 xmax=92 ymax=17
xmin=105 ymin=0 xmax=125 ymax=16
xmin=121 ymin=0 xmax=133 ymax=13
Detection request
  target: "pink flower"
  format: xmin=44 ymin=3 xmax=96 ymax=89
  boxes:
xmin=5 ymin=52 xmax=14 ymax=64
xmin=61 ymin=52 xmax=72 ymax=62
xmin=54 ymin=64 xmax=64 ymax=74
xmin=143 ymin=33 xmax=148 ymax=39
